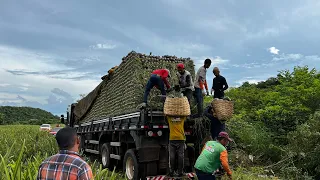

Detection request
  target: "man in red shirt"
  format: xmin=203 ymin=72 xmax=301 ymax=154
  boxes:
xmin=142 ymin=69 xmax=171 ymax=106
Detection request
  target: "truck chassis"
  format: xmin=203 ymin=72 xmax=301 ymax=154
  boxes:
xmin=65 ymin=108 xmax=199 ymax=180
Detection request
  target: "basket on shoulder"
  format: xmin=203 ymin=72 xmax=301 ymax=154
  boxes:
xmin=211 ymin=97 xmax=234 ymax=121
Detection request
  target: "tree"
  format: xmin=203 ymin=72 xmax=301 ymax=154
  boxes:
xmin=0 ymin=113 xmax=4 ymax=125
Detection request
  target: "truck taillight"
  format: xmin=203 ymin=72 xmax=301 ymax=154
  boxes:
xmin=147 ymin=131 xmax=153 ymax=137
xmin=147 ymin=131 xmax=161 ymax=137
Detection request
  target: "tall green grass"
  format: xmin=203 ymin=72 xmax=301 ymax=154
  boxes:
xmin=0 ymin=125 xmax=124 ymax=180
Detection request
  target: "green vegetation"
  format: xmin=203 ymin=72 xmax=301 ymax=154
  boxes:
xmin=0 ymin=125 xmax=124 ymax=180
xmin=0 ymin=106 xmax=59 ymax=125
xmin=219 ymin=66 xmax=320 ymax=180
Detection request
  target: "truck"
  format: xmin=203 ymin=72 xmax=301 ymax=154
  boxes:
xmin=61 ymin=52 xmax=202 ymax=179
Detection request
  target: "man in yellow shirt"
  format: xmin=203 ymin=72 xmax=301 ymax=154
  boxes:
xmin=167 ymin=116 xmax=187 ymax=177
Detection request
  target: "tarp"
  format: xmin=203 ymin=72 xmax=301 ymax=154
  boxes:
xmin=73 ymin=80 xmax=105 ymax=122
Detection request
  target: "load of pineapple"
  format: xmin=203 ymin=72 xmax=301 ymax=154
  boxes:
xmin=80 ymin=51 xmax=197 ymax=123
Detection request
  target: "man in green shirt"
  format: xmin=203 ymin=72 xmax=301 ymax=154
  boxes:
xmin=194 ymin=132 xmax=233 ymax=180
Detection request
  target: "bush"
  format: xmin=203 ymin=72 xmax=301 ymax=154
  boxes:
xmin=227 ymin=114 xmax=283 ymax=163
xmin=281 ymin=111 xmax=320 ymax=179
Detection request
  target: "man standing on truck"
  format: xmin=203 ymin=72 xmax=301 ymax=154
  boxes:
xmin=194 ymin=132 xmax=233 ymax=180
xmin=211 ymin=67 xmax=228 ymax=99
xmin=175 ymin=63 xmax=194 ymax=105
xmin=194 ymin=59 xmax=211 ymax=117
xmin=142 ymin=69 xmax=172 ymax=107
xmin=37 ymin=127 xmax=93 ymax=180
xmin=167 ymin=116 xmax=187 ymax=177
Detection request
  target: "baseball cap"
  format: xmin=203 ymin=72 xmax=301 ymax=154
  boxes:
xmin=218 ymin=132 xmax=233 ymax=142
xmin=177 ymin=63 xmax=185 ymax=69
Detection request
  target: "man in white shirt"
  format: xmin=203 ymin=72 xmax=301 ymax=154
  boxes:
xmin=194 ymin=59 xmax=211 ymax=117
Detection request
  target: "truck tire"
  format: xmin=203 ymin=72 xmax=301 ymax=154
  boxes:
xmin=101 ymin=143 xmax=112 ymax=169
xmin=123 ymin=149 xmax=140 ymax=180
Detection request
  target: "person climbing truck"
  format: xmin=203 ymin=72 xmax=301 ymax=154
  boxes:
xmin=142 ymin=68 xmax=172 ymax=107
xmin=211 ymin=67 xmax=228 ymax=99
xmin=194 ymin=59 xmax=211 ymax=117
xmin=167 ymin=116 xmax=187 ymax=177
xmin=175 ymin=63 xmax=194 ymax=105
xmin=194 ymin=132 xmax=233 ymax=180
xmin=204 ymin=105 xmax=226 ymax=140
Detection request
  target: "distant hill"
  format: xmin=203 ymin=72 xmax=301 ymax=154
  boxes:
xmin=0 ymin=106 xmax=59 ymax=125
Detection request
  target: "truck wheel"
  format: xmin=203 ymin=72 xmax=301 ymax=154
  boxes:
xmin=101 ymin=143 xmax=112 ymax=168
xmin=123 ymin=149 xmax=139 ymax=180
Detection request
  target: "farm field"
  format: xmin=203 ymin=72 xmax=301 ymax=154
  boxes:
xmin=0 ymin=125 xmax=125 ymax=180
xmin=0 ymin=125 xmax=278 ymax=180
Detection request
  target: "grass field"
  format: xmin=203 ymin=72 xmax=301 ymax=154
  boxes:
xmin=0 ymin=125 xmax=278 ymax=180
xmin=0 ymin=125 xmax=124 ymax=180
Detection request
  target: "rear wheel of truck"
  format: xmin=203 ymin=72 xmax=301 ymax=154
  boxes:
xmin=123 ymin=149 xmax=140 ymax=180
xmin=101 ymin=143 xmax=112 ymax=169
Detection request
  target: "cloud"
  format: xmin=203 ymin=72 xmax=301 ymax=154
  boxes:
xmin=269 ymin=47 xmax=280 ymax=55
xmin=51 ymin=88 xmax=72 ymax=99
xmin=17 ymin=95 xmax=27 ymax=101
xmin=5 ymin=69 xmax=101 ymax=81
xmin=272 ymin=53 xmax=303 ymax=61
xmin=90 ymin=43 xmax=117 ymax=50
xmin=194 ymin=56 xmax=229 ymax=66
xmin=112 ymin=25 xmax=212 ymax=56
xmin=232 ymin=62 xmax=274 ymax=69
xmin=236 ymin=77 xmax=265 ymax=85
xmin=0 ymin=83 xmax=10 ymax=87
xmin=0 ymin=45 xmax=102 ymax=114
xmin=211 ymin=56 xmax=230 ymax=65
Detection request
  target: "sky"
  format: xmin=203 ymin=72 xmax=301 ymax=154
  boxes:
xmin=1 ymin=0 xmax=320 ymax=115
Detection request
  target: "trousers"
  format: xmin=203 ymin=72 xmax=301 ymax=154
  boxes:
xmin=194 ymin=87 xmax=203 ymax=116
xmin=195 ymin=168 xmax=216 ymax=180
xmin=143 ymin=74 xmax=166 ymax=103
xmin=169 ymin=140 xmax=185 ymax=174
xmin=182 ymin=89 xmax=193 ymax=105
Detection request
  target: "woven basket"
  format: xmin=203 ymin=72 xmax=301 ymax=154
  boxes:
xmin=211 ymin=99 xmax=234 ymax=121
xmin=164 ymin=97 xmax=190 ymax=116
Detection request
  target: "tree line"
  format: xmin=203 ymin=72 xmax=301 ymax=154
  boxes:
xmin=221 ymin=66 xmax=320 ymax=179
xmin=0 ymin=106 xmax=59 ymax=125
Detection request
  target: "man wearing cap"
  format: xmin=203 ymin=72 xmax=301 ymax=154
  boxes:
xmin=194 ymin=59 xmax=211 ymax=117
xmin=176 ymin=63 xmax=194 ymax=104
xmin=142 ymin=69 xmax=172 ymax=107
xmin=194 ymin=132 xmax=232 ymax=180
xmin=211 ymin=67 xmax=228 ymax=99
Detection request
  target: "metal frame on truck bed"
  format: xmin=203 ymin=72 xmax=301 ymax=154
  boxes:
xmin=61 ymin=107 xmax=198 ymax=180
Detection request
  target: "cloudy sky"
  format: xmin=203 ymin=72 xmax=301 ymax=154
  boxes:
xmin=1 ymin=0 xmax=320 ymax=115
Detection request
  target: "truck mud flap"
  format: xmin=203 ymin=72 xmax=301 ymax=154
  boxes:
xmin=138 ymin=147 xmax=160 ymax=162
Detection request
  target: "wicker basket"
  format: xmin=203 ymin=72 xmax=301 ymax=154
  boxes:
xmin=211 ymin=99 xmax=234 ymax=121
xmin=164 ymin=97 xmax=191 ymax=116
